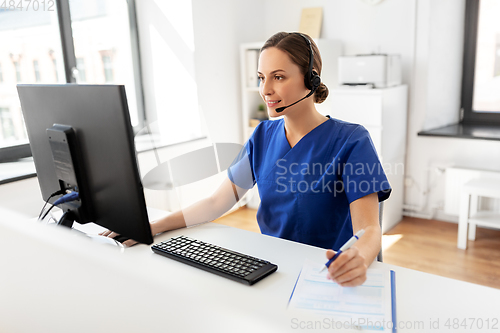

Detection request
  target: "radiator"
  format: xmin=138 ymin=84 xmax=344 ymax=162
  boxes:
xmin=444 ymin=167 xmax=500 ymax=215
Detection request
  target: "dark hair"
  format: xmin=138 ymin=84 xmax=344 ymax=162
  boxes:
xmin=261 ymin=32 xmax=329 ymax=104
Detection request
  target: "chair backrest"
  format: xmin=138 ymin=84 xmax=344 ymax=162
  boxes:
xmin=377 ymin=201 xmax=384 ymax=262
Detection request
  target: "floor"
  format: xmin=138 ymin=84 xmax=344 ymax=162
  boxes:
xmin=213 ymin=207 xmax=500 ymax=289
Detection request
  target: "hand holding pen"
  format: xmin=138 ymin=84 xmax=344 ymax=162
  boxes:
xmin=321 ymin=229 xmax=367 ymax=287
xmin=321 ymin=229 xmax=365 ymax=272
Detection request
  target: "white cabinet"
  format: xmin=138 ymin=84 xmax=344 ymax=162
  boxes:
xmin=329 ymin=85 xmax=408 ymax=232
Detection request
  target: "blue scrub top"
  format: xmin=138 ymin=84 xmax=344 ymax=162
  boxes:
xmin=228 ymin=116 xmax=391 ymax=250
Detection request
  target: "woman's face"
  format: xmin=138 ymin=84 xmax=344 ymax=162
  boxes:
xmin=258 ymin=47 xmax=309 ymax=117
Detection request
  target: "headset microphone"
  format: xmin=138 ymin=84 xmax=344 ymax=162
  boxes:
xmin=275 ymin=90 xmax=315 ymax=113
xmin=275 ymin=33 xmax=321 ymax=114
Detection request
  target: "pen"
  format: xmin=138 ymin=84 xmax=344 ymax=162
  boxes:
xmin=320 ymin=229 xmax=365 ymax=273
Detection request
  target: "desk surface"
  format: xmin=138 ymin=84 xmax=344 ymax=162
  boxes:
xmin=1 ymin=210 xmax=500 ymax=333
xmin=0 ymin=157 xmax=36 ymax=185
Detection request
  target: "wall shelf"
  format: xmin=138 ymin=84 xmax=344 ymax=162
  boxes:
xmin=418 ymin=123 xmax=500 ymax=141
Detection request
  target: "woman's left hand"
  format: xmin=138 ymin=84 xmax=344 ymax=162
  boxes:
xmin=325 ymin=247 xmax=367 ymax=287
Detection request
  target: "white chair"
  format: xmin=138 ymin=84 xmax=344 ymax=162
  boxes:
xmin=458 ymin=178 xmax=500 ymax=249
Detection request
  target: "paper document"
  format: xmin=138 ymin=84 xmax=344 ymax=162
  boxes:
xmin=288 ymin=260 xmax=396 ymax=332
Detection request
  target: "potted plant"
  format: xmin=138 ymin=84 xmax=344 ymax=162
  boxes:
xmin=256 ymin=104 xmax=267 ymax=120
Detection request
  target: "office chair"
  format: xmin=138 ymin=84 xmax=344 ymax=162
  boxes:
xmin=377 ymin=201 xmax=384 ymax=262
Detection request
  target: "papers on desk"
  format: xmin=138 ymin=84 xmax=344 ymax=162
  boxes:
xmin=288 ymin=260 xmax=396 ymax=332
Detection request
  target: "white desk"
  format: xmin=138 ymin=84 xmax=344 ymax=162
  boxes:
xmin=1 ymin=211 xmax=500 ymax=333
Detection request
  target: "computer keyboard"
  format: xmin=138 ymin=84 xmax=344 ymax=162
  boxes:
xmin=151 ymin=235 xmax=278 ymax=285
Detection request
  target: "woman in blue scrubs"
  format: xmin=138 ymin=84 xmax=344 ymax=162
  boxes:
xmin=112 ymin=32 xmax=391 ymax=287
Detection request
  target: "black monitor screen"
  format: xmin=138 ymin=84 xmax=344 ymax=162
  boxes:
xmin=17 ymin=84 xmax=153 ymax=244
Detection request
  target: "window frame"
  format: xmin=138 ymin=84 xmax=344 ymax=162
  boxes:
xmin=0 ymin=0 xmax=147 ymax=163
xmin=461 ymin=0 xmax=500 ymax=125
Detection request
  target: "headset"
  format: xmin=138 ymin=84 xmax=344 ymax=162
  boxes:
xmin=296 ymin=33 xmax=321 ymax=92
xmin=276 ymin=33 xmax=322 ymax=113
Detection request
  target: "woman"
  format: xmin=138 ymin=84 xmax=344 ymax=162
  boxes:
xmin=106 ymin=32 xmax=391 ymax=287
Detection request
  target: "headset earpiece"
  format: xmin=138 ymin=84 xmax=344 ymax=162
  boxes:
xmin=296 ymin=33 xmax=321 ymax=92
xmin=310 ymin=70 xmax=321 ymax=92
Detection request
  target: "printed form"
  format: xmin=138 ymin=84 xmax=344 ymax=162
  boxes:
xmin=288 ymin=260 xmax=396 ymax=332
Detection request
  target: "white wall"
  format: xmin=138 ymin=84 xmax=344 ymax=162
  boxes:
xmin=191 ymin=0 xmax=266 ymax=144
xmin=264 ymin=0 xmax=416 ymax=85
xmin=136 ymin=0 xmax=266 ymax=146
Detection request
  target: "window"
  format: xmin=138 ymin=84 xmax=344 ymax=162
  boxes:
xmin=52 ymin=58 xmax=59 ymax=82
xmin=33 ymin=60 xmax=41 ymax=82
xmin=76 ymin=57 xmax=86 ymax=82
xmin=0 ymin=107 xmax=16 ymax=141
xmin=462 ymin=0 xmax=500 ymax=124
xmin=13 ymin=60 xmax=21 ymax=83
xmin=0 ymin=10 xmax=62 ymax=152
xmin=139 ymin=0 xmax=203 ymax=144
xmin=0 ymin=0 xmax=146 ymax=161
xmin=101 ymin=54 xmax=114 ymax=83
xmin=494 ymin=37 xmax=500 ymax=77
xmin=1 ymin=0 xmax=204 ymax=166
xmin=69 ymin=0 xmax=143 ymax=126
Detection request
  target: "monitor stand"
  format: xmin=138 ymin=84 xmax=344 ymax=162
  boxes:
xmin=57 ymin=211 xmax=77 ymax=228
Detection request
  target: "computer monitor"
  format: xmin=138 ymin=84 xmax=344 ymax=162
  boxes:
xmin=17 ymin=84 xmax=153 ymax=245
